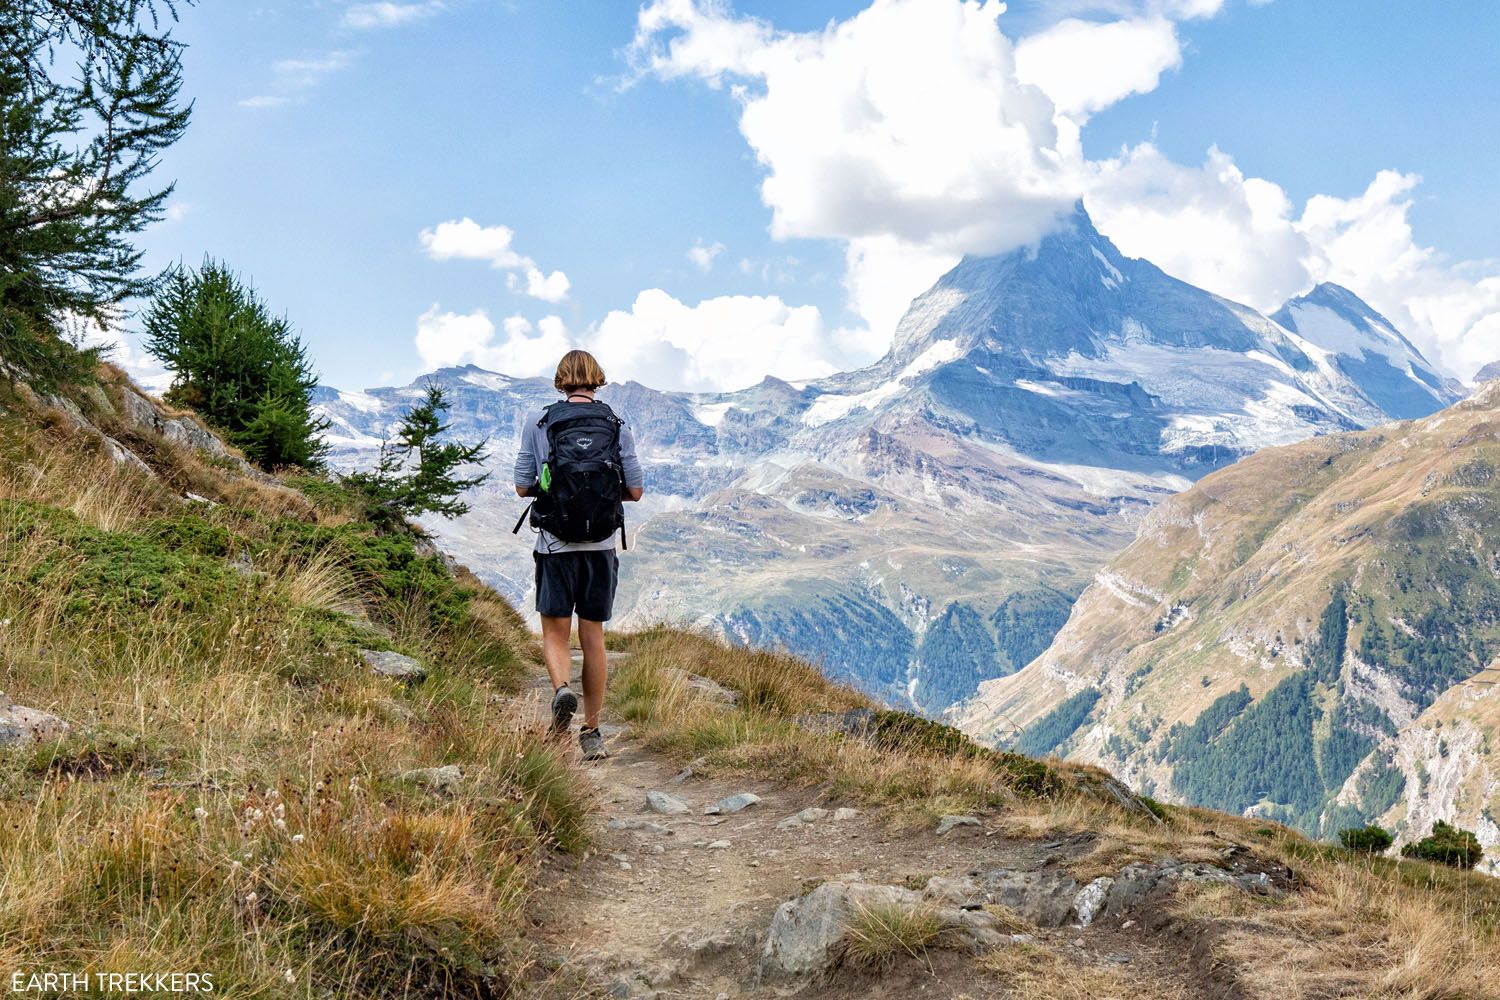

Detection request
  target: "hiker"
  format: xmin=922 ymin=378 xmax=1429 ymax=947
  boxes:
xmin=513 ymin=349 xmax=643 ymax=760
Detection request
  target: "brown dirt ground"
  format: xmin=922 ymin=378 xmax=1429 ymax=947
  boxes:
xmin=523 ymin=653 xmax=1242 ymax=999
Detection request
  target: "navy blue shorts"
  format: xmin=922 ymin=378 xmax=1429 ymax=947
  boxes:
xmin=534 ymin=550 xmax=619 ymax=621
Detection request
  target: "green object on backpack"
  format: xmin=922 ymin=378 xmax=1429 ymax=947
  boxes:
xmin=539 ymin=462 xmax=553 ymax=492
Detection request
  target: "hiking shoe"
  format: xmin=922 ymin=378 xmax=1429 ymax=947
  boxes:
xmin=579 ymin=726 xmax=609 ymax=761
xmin=550 ymin=686 xmax=578 ymax=735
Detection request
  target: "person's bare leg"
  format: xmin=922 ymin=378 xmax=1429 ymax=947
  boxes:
xmin=540 ymin=614 xmax=574 ymax=692
xmin=576 ymin=618 xmax=608 ymax=729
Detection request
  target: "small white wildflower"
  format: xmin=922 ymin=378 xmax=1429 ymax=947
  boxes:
xmin=230 ymin=860 xmax=242 ymax=871
xmin=291 ymin=833 xmax=304 ymax=844
xmin=193 ymin=807 xmax=207 ymax=820
xmin=273 ymin=818 xmax=286 ymax=831
xmin=245 ymin=891 xmax=258 ymax=904
xmin=1 ymin=618 xmax=11 ymax=627
xmin=283 ymin=970 xmax=295 ymax=984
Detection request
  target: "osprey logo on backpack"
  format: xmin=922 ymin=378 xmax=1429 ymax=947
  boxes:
xmin=512 ymin=400 xmax=628 ymax=548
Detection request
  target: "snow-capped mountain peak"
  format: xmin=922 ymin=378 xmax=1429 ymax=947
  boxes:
xmin=1271 ymin=282 xmax=1463 ymax=419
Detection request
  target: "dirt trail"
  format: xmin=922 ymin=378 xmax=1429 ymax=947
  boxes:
xmin=522 ymin=652 xmax=1219 ymax=999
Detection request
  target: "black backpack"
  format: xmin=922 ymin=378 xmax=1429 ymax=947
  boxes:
xmin=512 ymin=400 xmax=627 ymax=547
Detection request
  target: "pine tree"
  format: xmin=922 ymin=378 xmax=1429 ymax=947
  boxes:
xmin=348 ymin=384 xmax=490 ymax=525
xmin=143 ymin=259 xmax=328 ymax=470
xmin=1 ymin=1 xmax=192 ymax=386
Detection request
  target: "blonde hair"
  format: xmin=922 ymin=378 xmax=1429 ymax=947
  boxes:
xmin=553 ymin=350 xmax=607 ymax=394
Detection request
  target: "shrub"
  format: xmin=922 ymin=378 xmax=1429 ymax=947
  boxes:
xmin=1339 ymin=824 xmax=1394 ymax=854
xmin=1401 ymin=821 xmax=1484 ymax=870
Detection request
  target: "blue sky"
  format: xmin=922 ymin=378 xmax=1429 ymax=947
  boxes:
xmin=126 ymin=1 xmax=1500 ymax=391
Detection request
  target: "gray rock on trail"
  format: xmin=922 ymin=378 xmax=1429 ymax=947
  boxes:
xmin=776 ymin=807 xmax=829 ymax=831
xmin=970 ymin=868 xmax=1081 ymax=927
xmin=761 ymin=882 xmax=921 ymax=977
xmin=361 ymin=650 xmax=428 ymax=683
xmin=920 ymin=859 xmax=1287 ymax=931
xmin=0 ymin=693 xmax=69 ymax=746
xmin=935 ymin=814 xmax=981 ymax=835
xmin=1071 ymin=877 xmax=1114 ymax=929
xmin=400 ymin=764 xmax=463 ymax=792
xmin=704 ymin=792 xmax=760 ymax=815
xmin=832 ymin=807 xmax=859 ymax=821
xmin=759 ymin=880 xmax=1009 ymax=979
xmin=646 ymin=790 xmax=691 ymax=815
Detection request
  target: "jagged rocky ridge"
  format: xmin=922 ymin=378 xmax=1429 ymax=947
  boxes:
xmin=957 ymin=383 xmax=1500 ymax=872
xmin=316 ymin=205 xmax=1462 ymax=712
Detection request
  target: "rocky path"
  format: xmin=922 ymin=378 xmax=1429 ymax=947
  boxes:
xmin=521 ymin=653 xmax=1248 ymax=999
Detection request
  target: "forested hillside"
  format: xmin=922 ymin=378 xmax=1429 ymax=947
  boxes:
xmin=959 ymin=382 xmax=1500 ymax=870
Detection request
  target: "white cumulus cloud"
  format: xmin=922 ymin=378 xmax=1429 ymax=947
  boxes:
xmin=592 ymin=289 xmax=843 ymax=393
xmin=687 ymin=240 xmax=726 ymax=272
xmin=414 ymin=306 xmax=572 ymax=376
xmin=419 ymin=219 xmax=570 ymax=302
xmin=1013 ymin=16 xmax=1182 ymax=120
xmin=344 ymin=2 xmax=444 ymax=30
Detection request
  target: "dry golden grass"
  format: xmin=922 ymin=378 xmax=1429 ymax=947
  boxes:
xmin=606 ymin=627 xmax=1046 ymax=818
xmin=979 ymin=940 xmax=1147 ymax=999
xmin=0 ymin=385 xmax=582 ymax=997
xmin=1188 ymin=853 xmax=1500 ymax=1000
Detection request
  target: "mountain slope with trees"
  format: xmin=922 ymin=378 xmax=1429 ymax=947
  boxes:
xmin=958 ymin=383 xmax=1500 ymax=872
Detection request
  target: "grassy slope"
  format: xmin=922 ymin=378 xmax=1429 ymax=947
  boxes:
xmin=0 ymin=369 xmax=590 ymax=997
xmin=1 ymin=367 xmax=1497 ymax=999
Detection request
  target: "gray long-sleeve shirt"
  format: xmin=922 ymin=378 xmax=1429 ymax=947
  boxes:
xmin=513 ymin=404 xmax=643 ymax=554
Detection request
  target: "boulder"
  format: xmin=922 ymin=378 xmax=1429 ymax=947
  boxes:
xmin=0 ymin=693 xmax=69 ymax=746
xmin=761 ymin=881 xmax=922 ymax=978
xmin=361 ymin=650 xmax=427 ymax=683
xmin=974 ymin=868 xmax=1081 ymax=928
xmin=665 ymin=668 xmax=739 ymax=707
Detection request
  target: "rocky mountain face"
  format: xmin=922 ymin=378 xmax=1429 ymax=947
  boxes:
xmin=956 ymin=384 xmax=1500 ymax=872
xmin=316 ymin=205 xmax=1459 ymax=713
xmin=1478 ymin=360 xmax=1500 ymax=384
xmin=1270 ymin=282 xmax=1466 ymax=419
